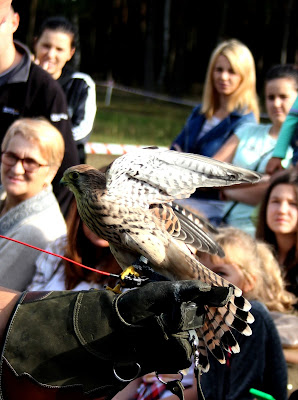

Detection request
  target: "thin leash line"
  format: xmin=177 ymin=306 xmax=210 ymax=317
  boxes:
xmin=0 ymin=234 xmax=120 ymax=278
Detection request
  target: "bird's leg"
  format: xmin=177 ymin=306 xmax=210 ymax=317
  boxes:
xmin=120 ymin=258 xmax=150 ymax=288
xmin=131 ymin=256 xmax=170 ymax=282
xmin=106 ymin=256 xmax=169 ymax=293
xmin=119 ymin=256 xmax=170 ymax=289
xmin=105 ymin=257 xmax=150 ymax=293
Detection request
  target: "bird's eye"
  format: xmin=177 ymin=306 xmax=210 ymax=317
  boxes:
xmin=70 ymin=171 xmax=79 ymax=180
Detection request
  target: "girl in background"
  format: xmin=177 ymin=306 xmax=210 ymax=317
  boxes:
xmin=28 ymin=199 xmax=122 ymax=291
xmin=34 ymin=16 xmax=97 ymax=164
xmin=256 ymin=170 xmax=298 ymax=299
xmin=215 ymin=64 xmax=298 ymax=235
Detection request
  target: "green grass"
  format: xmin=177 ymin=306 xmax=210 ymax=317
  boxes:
xmin=91 ymin=86 xmax=196 ymax=146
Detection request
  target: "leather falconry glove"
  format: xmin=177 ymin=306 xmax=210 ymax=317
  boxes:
xmin=0 ymin=281 xmax=232 ymax=400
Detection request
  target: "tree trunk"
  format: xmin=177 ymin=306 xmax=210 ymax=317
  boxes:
xmin=144 ymin=0 xmax=155 ymax=91
xmin=157 ymin=0 xmax=171 ymax=90
xmin=26 ymin=0 xmax=38 ymax=46
xmin=280 ymin=0 xmax=294 ymax=64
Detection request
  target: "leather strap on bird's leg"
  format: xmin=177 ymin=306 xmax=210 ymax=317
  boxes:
xmin=0 ymin=288 xmax=205 ymax=400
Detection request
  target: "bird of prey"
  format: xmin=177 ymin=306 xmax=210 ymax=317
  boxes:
xmin=61 ymin=147 xmax=260 ymax=370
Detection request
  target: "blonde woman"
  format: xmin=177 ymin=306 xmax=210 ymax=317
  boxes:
xmin=170 ymin=39 xmax=259 ymax=223
xmin=0 ymin=118 xmax=67 ymax=291
xmin=171 ymin=39 xmax=259 ymax=156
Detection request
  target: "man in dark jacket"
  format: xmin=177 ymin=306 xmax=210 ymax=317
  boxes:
xmin=0 ymin=7 xmax=79 ymax=217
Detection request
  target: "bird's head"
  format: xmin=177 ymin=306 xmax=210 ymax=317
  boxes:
xmin=61 ymin=164 xmax=107 ymax=197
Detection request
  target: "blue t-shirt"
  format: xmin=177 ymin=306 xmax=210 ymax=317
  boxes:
xmin=224 ymin=122 xmax=293 ymax=235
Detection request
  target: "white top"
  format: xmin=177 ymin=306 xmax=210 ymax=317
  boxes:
xmin=28 ymin=235 xmax=108 ymax=291
xmin=0 ymin=185 xmax=66 ymax=291
xmin=224 ymin=123 xmax=293 ymax=235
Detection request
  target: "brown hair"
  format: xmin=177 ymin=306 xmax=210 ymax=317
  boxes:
xmin=201 ymin=226 xmax=296 ymax=312
xmin=256 ymin=170 xmax=298 ymax=277
xmin=63 ymin=200 xmax=122 ymax=290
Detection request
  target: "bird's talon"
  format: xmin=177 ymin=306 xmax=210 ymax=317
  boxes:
xmin=106 ymin=283 xmax=123 ymax=294
xmin=121 ymin=266 xmax=140 ymax=279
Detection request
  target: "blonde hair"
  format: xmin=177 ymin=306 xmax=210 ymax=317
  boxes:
xmin=255 ymin=241 xmax=296 ymax=312
xmin=206 ymin=227 xmax=296 ymax=312
xmin=201 ymin=39 xmax=259 ymax=121
xmin=2 ymin=118 xmax=65 ymax=168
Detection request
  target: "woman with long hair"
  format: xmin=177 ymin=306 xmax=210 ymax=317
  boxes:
xmin=28 ymin=199 xmax=122 ymax=291
xmin=171 ymin=39 xmax=259 ymax=156
xmin=170 ymin=39 xmax=259 ymax=223
xmin=256 ymin=170 xmax=298 ymax=298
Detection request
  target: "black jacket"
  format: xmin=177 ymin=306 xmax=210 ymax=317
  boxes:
xmin=0 ymin=41 xmax=79 ymax=217
xmin=58 ymin=67 xmax=97 ymax=145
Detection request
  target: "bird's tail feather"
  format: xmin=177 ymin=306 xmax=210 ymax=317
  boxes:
xmin=165 ymin=245 xmax=254 ymax=370
xmin=197 ymin=336 xmax=210 ymax=372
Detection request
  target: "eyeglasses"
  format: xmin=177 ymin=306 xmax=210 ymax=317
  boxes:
xmin=1 ymin=151 xmax=49 ymax=173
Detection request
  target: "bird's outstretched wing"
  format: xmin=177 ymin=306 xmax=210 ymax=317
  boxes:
xmin=170 ymin=201 xmax=224 ymax=256
xmin=105 ymin=147 xmax=261 ymax=206
xmin=149 ymin=201 xmax=224 ymax=257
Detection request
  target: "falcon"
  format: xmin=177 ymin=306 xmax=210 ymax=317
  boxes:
xmin=61 ymin=147 xmax=260 ymax=370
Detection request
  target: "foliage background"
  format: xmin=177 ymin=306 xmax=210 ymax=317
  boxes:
xmin=12 ymin=0 xmax=298 ymax=99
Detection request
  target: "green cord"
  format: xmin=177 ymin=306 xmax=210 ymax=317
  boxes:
xmin=249 ymin=388 xmax=275 ymax=400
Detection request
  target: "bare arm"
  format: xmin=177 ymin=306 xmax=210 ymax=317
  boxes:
xmin=221 ymin=175 xmax=270 ymax=205
xmin=111 ymin=378 xmax=143 ymax=400
xmin=283 ymin=348 xmax=298 ymax=364
xmin=265 ymin=157 xmax=284 ymax=175
xmin=0 ymin=287 xmax=20 ymax=341
xmin=213 ymin=134 xmax=240 ymax=163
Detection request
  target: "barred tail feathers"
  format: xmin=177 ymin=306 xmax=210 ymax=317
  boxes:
xmin=196 ymin=299 xmax=254 ymax=370
xmin=182 ymin=248 xmax=243 ymax=297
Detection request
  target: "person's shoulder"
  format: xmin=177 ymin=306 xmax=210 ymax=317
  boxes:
xmin=45 ymin=234 xmax=67 ymax=253
xmin=250 ymin=300 xmax=276 ymax=327
xmin=29 ymin=63 xmax=65 ymax=92
xmin=250 ymin=299 xmax=269 ymax=314
xmin=60 ymin=68 xmax=95 ymax=89
xmin=186 ymin=104 xmax=203 ymax=122
xmin=71 ymin=71 xmax=95 ymax=86
xmin=235 ymin=122 xmax=270 ymax=137
xmin=191 ymin=104 xmax=202 ymax=115
xmin=231 ymin=110 xmax=256 ymax=125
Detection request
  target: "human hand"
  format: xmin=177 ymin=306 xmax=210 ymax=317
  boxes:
xmin=265 ymin=157 xmax=284 ymax=175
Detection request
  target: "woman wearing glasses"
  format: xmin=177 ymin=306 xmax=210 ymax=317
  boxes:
xmin=0 ymin=118 xmax=66 ymax=291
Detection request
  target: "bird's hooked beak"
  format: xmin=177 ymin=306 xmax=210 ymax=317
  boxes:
xmin=60 ymin=175 xmax=68 ymax=186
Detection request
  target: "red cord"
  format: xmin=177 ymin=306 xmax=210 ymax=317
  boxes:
xmin=0 ymin=234 xmax=120 ymax=278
